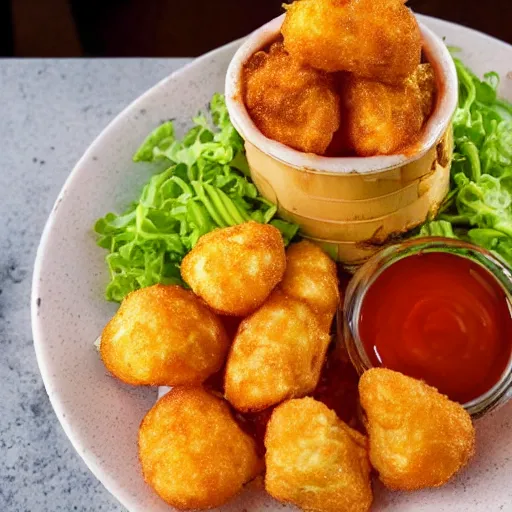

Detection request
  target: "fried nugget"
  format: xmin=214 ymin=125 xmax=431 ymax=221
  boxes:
xmin=279 ymin=240 xmax=339 ymax=331
xmin=411 ymin=63 xmax=437 ymax=117
xmin=282 ymin=0 xmax=422 ymax=84
xmin=225 ymin=291 xmax=330 ymax=412
xmin=342 ymin=64 xmax=436 ymax=156
xmin=265 ymin=397 xmax=372 ymax=512
xmin=359 ymin=368 xmax=475 ymax=490
xmin=139 ymin=387 xmax=262 ymax=510
xmin=181 ymin=222 xmax=286 ymax=316
xmin=100 ymin=284 xmax=229 ymax=386
xmin=243 ymin=42 xmax=340 ymax=154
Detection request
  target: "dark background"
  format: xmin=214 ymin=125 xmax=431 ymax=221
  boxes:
xmin=2 ymin=0 xmax=511 ymax=57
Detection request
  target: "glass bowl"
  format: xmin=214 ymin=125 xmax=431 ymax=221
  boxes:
xmin=340 ymin=237 xmax=512 ymax=419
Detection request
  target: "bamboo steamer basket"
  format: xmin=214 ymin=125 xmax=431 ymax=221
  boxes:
xmin=252 ymin=155 xmax=450 ymax=242
xmin=225 ymin=14 xmax=458 ymax=263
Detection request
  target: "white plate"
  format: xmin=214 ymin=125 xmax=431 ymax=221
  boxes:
xmin=32 ymin=15 xmax=512 ymax=512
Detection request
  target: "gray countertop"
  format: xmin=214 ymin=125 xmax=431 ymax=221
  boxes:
xmin=0 ymin=58 xmax=191 ymax=512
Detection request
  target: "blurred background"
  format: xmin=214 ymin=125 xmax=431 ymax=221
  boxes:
xmin=1 ymin=0 xmax=511 ymax=57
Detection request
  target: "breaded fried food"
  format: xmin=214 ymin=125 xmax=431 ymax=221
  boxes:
xmin=139 ymin=387 xmax=262 ymax=510
xmin=181 ymin=221 xmax=286 ymax=316
xmin=265 ymin=397 xmax=372 ymax=512
xmin=343 ymin=64 xmax=436 ymax=156
xmin=411 ymin=63 xmax=437 ymax=117
xmin=359 ymin=368 xmax=475 ymax=490
xmin=100 ymin=284 xmax=229 ymax=386
xmin=243 ymin=42 xmax=340 ymax=154
xmin=281 ymin=0 xmax=422 ymax=84
xmin=279 ymin=240 xmax=339 ymax=331
xmin=225 ymin=291 xmax=330 ymax=412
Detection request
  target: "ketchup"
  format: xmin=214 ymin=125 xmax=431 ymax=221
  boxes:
xmin=358 ymin=252 xmax=512 ymax=404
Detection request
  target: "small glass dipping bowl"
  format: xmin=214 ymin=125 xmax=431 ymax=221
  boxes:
xmin=340 ymin=237 xmax=512 ymax=419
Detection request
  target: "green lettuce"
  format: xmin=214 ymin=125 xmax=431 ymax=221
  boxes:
xmin=95 ymin=94 xmax=298 ymax=302
xmin=419 ymin=220 xmax=457 ymax=238
xmin=421 ymin=56 xmax=512 ymax=267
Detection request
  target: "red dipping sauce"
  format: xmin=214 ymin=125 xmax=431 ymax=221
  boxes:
xmin=358 ymin=252 xmax=512 ymax=404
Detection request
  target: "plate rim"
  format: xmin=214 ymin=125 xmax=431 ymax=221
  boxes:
xmin=419 ymin=13 xmax=512 ymax=53
xmin=31 ymin=35 xmax=245 ymax=511
xmin=31 ymin=15 xmax=512 ymax=512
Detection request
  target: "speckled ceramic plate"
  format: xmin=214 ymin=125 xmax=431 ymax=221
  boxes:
xmin=32 ymin=15 xmax=512 ymax=512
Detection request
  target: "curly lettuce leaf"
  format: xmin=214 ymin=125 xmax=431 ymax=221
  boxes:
xmin=421 ymin=56 xmax=512 ymax=268
xmin=133 ymin=121 xmax=175 ymax=162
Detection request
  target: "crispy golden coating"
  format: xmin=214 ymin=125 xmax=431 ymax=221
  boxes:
xmin=181 ymin=222 xmax=286 ymax=316
xmin=359 ymin=368 xmax=475 ymax=490
xmin=139 ymin=387 xmax=262 ymax=510
xmin=243 ymin=42 xmax=340 ymax=155
xmin=279 ymin=240 xmax=339 ymax=331
xmin=410 ymin=63 xmax=437 ymax=117
xmin=282 ymin=0 xmax=421 ymax=84
xmin=265 ymin=397 xmax=373 ymax=512
xmin=225 ymin=291 xmax=331 ymax=412
xmin=342 ymin=64 xmax=436 ymax=156
xmin=100 ymin=284 xmax=229 ymax=386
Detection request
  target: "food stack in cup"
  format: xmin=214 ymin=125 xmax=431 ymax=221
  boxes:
xmin=225 ymin=0 xmax=457 ymax=266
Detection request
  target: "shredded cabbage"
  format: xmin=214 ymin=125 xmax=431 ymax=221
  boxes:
xmin=420 ymin=55 xmax=512 ymax=266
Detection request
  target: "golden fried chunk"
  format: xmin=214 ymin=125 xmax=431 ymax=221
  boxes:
xmin=410 ymin=63 xmax=437 ymax=117
xmin=139 ymin=387 xmax=262 ymax=510
xmin=265 ymin=398 xmax=373 ymax=512
xmin=342 ymin=64 xmax=436 ymax=156
xmin=243 ymin=42 xmax=340 ymax=154
xmin=100 ymin=284 xmax=228 ymax=386
xmin=282 ymin=0 xmax=421 ymax=84
xmin=225 ymin=291 xmax=330 ymax=412
xmin=359 ymin=368 xmax=475 ymax=490
xmin=181 ymin=222 xmax=286 ymax=316
xmin=279 ymin=240 xmax=339 ymax=331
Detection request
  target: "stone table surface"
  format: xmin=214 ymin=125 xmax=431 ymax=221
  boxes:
xmin=0 ymin=58 xmax=191 ymax=512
